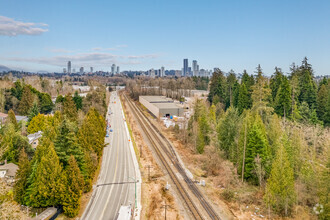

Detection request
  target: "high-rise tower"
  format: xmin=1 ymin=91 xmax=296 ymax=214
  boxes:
xmin=183 ymin=59 xmax=188 ymax=76
xmin=67 ymin=61 xmax=71 ymax=74
xmin=192 ymin=60 xmax=198 ymax=76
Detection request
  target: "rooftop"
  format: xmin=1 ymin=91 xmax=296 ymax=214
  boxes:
xmin=140 ymin=96 xmax=173 ymax=103
xmin=153 ymin=102 xmax=182 ymax=109
xmin=0 ymin=163 xmax=18 ymax=177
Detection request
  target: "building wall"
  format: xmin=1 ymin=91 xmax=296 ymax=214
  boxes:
xmin=139 ymin=96 xmax=160 ymax=118
xmin=159 ymin=108 xmax=183 ymax=117
xmin=0 ymin=170 xmax=6 ymax=178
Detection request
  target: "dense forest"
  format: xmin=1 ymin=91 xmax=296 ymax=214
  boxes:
xmin=186 ymin=58 xmax=329 ymax=219
xmin=0 ymin=80 xmax=107 ymax=217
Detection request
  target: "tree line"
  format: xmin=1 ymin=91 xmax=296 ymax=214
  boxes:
xmin=188 ymin=57 xmax=329 ymax=218
xmin=0 ymin=83 xmax=107 ymax=217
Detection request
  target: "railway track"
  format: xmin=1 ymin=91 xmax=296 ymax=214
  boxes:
xmin=123 ymin=93 xmax=220 ymax=220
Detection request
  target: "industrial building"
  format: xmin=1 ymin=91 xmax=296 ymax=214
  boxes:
xmin=139 ymin=96 xmax=183 ymax=118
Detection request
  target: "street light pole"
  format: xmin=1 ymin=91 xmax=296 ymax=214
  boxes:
xmin=128 ymin=176 xmax=137 ymax=209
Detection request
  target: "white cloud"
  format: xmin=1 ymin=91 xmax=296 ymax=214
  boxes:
xmin=0 ymin=15 xmax=48 ymax=36
xmin=4 ymin=52 xmax=159 ymax=67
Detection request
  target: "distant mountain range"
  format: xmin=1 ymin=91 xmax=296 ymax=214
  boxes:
xmin=0 ymin=65 xmax=11 ymax=72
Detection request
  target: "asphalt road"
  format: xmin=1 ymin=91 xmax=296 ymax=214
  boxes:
xmin=82 ymin=91 xmax=136 ymax=220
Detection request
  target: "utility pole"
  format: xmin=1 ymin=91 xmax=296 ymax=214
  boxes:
xmin=161 ymin=200 xmax=172 ymax=220
xmin=146 ymin=164 xmax=153 ymax=181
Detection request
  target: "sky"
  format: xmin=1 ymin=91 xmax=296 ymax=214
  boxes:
xmin=0 ymin=0 xmax=329 ymax=75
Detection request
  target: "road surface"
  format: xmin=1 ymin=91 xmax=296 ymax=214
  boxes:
xmin=82 ymin=91 xmax=137 ymax=220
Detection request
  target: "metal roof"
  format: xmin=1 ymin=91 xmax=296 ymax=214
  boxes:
xmin=152 ymin=102 xmax=182 ymax=109
xmin=140 ymin=96 xmax=173 ymax=103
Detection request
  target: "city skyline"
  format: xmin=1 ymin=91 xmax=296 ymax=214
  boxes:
xmin=0 ymin=1 xmax=329 ymax=75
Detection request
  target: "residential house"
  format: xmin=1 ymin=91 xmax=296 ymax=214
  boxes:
xmin=27 ymin=131 xmax=43 ymax=149
xmin=0 ymin=161 xmax=18 ymax=184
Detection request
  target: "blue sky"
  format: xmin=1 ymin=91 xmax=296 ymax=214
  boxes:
xmin=0 ymin=0 xmax=329 ymax=75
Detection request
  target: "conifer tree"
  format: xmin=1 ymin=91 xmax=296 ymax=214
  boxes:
xmin=208 ymin=69 xmax=226 ymax=104
xmin=232 ymin=82 xmax=240 ymax=108
xmin=316 ymin=84 xmax=328 ymax=123
xmin=274 ymin=76 xmax=292 ymax=117
xmin=28 ymin=102 xmax=39 ymax=123
xmin=78 ymin=107 xmax=106 ymax=156
xmin=217 ymin=107 xmax=240 ymax=162
xmin=39 ymin=93 xmax=54 ymax=114
xmin=264 ymin=139 xmax=295 ymax=216
xmin=63 ymin=155 xmax=84 ymax=217
xmin=27 ymin=113 xmax=46 ymax=134
xmin=196 ymin=127 xmax=205 ymax=154
xmin=244 ymin=114 xmax=270 ymax=183
xmin=238 ymin=83 xmax=249 ymax=114
xmin=7 ymin=109 xmax=18 ymax=129
xmin=18 ymin=86 xmax=34 ymax=115
xmin=297 ymin=58 xmax=317 ymax=109
xmin=270 ymin=67 xmax=284 ymax=102
xmin=62 ymin=94 xmax=77 ymax=121
xmin=73 ymin=91 xmax=83 ymax=110
xmin=54 ymin=119 xmax=85 ymax=171
xmin=25 ymin=141 xmax=66 ymax=207
xmin=14 ymin=148 xmax=31 ymax=205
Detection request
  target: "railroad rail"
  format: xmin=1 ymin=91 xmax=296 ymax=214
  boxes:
xmin=123 ymin=93 xmax=220 ymax=220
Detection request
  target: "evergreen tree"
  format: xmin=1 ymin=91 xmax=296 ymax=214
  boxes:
xmin=325 ymin=89 xmax=330 ymax=126
xmin=25 ymin=141 xmax=66 ymax=207
xmin=232 ymin=82 xmax=240 ymax=108
xmin=237 ymin=83 xmax=249 ymax=114
xmin=62 ymin=94 xmax=77 ymax=121
xmin=18 ymin=86 xmax=34 ymax=115
xmin=225 ymin=70 xmax=237 ymax=108
xmin=297 ymin=58 xmax=317 ymax=109
xmin=73 ymin=91 xmax=83 ymax=110
xmin=217 ymin=107 xmax=240 ymax=162
xmin=39 ymin=93 xmax=53 ymax=114
xmin=7 ymin=109 xmax=18 ymax=129
xmin=274 ymin=76 xmax=292 ymax=117
xmin=241 ymin=70 xmax=254 ymax=108
xmin=264 ymin=140 xmax=295 ymax=216
xmin=27 ymin=113 xmax=46 ymax=134
xmin=10 ymin=80 xmax=24 ymax=100
xmin=208 ymin=69 xmax=226 ymax=104
xmin=244 ymin=114 xmax=270 ymax=183
xmin=196 ymin=127 xmax=205 ymax=154
xmin=14 ymin=148 xmax=31 ymax=205
xmin=316 ymin=84 xmax=328 ymax=123
xmin=28 ymin=102 xmax=39 ymax=123
xmin=78 ymin=107 xmax=106 ymax=156
xmin=270 ymin=67 xmax=284 ymax=102
xmin=54 ymin=119 xmax=85 ymax=171
xmin=63 ymin=155 xmax=84 ymax=217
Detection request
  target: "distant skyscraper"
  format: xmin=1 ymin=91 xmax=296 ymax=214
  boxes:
xmin=116 ymin=66 xmax=120 ymax=74
xmin=160 ymin=66 xmax=165 ymax=77
xmin=111 ymin=64 xmax=116 ymax=74
xmin=90 ymin=67 xmax=93 ymax=73
xmin=63 ymin=68 xmax=67 ymax=73
xmin=72 ymin=68 xmax=76 ymax=73
xmin=193 ymin=60 xmax=199 ymax=76
xmin=79 ymin=67 xmax=84 ymax=74
xmin=67 ymin=61 xmax=71 ymax=74
xmin=183 ymin=59 xmax=188 ymax=76
xmin=149 ymin=68 xmax=155 ymax=78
